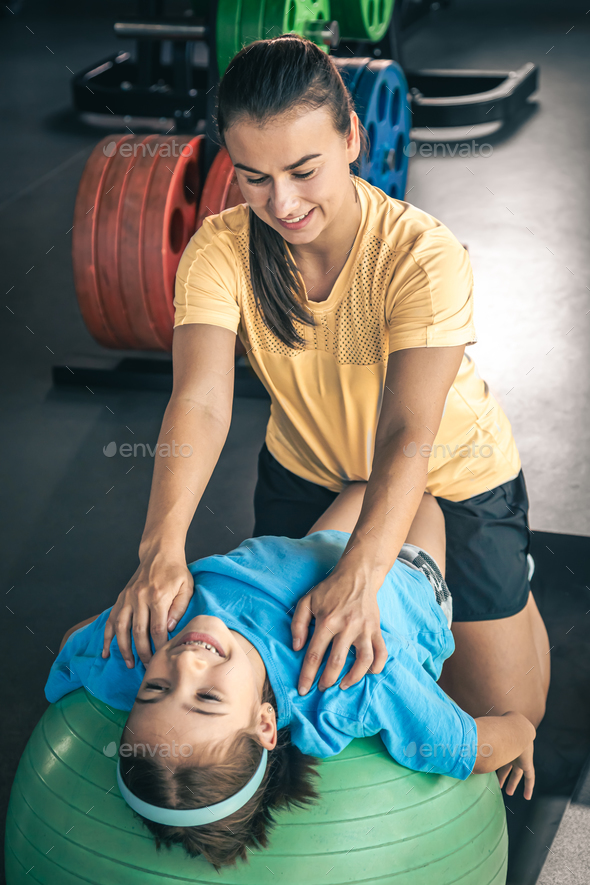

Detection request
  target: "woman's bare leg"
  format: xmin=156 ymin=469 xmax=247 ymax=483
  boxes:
xmin=407 ymin=498 xmax=551 ymax=727
xmin=305 ymin=481 xmax=368 ymax=536
xmin=306 ymin=484 xmax=445 ymax=573
xmin=437 ymin=597 xmax=551 ymax=728
xmin=308 ymin=482 xmax=550 ymax=728
xmin=401 ymin=491 xmax=446 ymax=578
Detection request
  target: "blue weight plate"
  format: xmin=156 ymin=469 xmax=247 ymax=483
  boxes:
xmin=353 ymin=59 xmax=411 ymax=199
xmin=332 ymin=57 xmax=371 ymax=99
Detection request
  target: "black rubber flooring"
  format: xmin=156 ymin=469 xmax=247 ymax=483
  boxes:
xmin=1 ymin=1 xmax=589 ymax=883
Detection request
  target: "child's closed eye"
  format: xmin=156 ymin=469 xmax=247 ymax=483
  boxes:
xmin=144 ymin=683 xmax=223 ymax=703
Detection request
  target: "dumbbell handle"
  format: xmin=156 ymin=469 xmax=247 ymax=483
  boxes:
xmin=114 ymin=21 xmax=209 ymax=40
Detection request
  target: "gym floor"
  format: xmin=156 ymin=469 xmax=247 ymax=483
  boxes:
xmin=1 ymin=1 xmax=589 ymax=882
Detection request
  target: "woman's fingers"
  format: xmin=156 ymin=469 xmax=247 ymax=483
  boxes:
xmin=114 ymin=605 xmax=136 ymax=668
xmin=102 ymin=614 xmax=117 ymax=659
xmin=341 ymin=631 xmax=389 ymax=688
xmin=291 ymin=592 xmax=315 ymax=653
xmin=333 ymin=632 xmax=373 ymax=690
xmin=133 ymin=605 xmax=154 ymax=666
xmin=165 ymin=581 xmax=194 ymax=634
xmin=371 ymin=632 xmax=389 ymax=674
xmin=297 ymin=621 xmax=333 ymax=695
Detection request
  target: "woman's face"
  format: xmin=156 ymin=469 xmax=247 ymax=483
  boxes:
xmin=224 ymin=105 xmax=360 ymax=248
xmin=124 ymin=615 xmax=276 ymax=765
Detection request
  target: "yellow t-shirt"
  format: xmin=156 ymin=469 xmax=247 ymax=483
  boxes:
xmin=174 ymin=176 xmax=521 ymax=502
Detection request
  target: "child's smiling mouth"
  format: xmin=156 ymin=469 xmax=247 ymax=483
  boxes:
xmin=172 ymin=631 xmax=226 ymax=658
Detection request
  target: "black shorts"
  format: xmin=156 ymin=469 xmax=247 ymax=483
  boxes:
xmin=252 ymin=442 xmax=532 ymax=622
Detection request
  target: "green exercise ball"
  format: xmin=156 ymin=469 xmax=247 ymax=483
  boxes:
xmin=5 ymin=689 xmax=508 ymax=884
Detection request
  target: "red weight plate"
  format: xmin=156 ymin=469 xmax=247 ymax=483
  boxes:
xmin=71 ymin=134 xmax=134 ymax=349
xmin=93 ymin=138 xmax=144 ymax=349
xmin=117 ymin=134 xmax=168 ymax=350
xmin=196 ymin=147 xmax=245 ymax=229
xmin=141 ymin=135 xmax=204 ymax=350
xmin=197 ymin=148 xmax=250 ymax=360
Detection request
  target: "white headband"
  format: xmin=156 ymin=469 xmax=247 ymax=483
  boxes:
xmin=116 ymin=748 xmax=268 ymax=826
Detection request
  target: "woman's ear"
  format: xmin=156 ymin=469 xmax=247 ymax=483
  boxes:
xmin=346 ymin=111 xmax=361 ymax=164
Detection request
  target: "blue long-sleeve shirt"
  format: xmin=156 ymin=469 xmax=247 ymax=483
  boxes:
xmin=45 ymin=530 xmax=477 ymax=779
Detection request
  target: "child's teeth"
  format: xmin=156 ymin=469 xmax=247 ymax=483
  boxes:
xmin=183 ymin=639 xmax=220 ymax=655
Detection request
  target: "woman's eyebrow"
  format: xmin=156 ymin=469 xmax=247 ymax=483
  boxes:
xmin=233 ymin=153 xmax=322 ymax=174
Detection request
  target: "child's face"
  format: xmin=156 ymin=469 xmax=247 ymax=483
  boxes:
xmin=125 ymin=615 xmax=277 ymax=763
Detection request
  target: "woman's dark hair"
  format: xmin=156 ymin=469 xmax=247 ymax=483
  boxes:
xmin=119 ymin=672 xmax=321 ymax=869
xmin=215 ymin=34 xmax=370 ymax=348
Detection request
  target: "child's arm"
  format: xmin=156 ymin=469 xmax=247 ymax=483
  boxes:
xmin=59 ymin=614 xmax=101 ymax=653
xmin=473 ymin=711 xmax=536 ymax=798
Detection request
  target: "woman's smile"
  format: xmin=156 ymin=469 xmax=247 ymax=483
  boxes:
xmin=276 ymin=207 xmax=315 ymax=230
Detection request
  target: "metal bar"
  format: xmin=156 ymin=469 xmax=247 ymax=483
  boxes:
xmin=115 ymin=21 xmax=208 ymax=40
xmin=136 ymin=40 xmax=160 ymax=88
xmin=302 ymin=20 xmax=340 ymax=48
xmin=172 ymin=40 xmax=192 ymax=95
xmin=408 ymin=63 xmax=538 ymax=128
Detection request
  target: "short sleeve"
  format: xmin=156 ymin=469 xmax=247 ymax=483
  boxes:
xmin=386 ymin=226 xmax=477 ymax=354
xmin=44 ymin=608 xmax=145 ymax=710
xmin=362 ymin=645 xmax=477 ymax=780
xmin=173 ymin=214 xmax=241 ymax=333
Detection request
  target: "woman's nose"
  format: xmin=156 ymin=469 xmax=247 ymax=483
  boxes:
xmin=270 ymin=183 xmax=301 ymax=217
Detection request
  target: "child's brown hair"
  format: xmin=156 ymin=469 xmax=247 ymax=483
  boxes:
xmin=118 ymin=672 xmax=321 ymax=869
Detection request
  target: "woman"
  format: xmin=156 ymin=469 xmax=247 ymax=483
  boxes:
xmin=102 ymin=34 xmax=549 ymax=731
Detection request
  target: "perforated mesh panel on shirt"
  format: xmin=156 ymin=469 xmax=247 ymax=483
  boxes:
xmin=235 ymin=228 xmax=394 ymax=366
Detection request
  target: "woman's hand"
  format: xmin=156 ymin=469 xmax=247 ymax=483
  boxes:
xmin=291 ymin=567 xmax=389 ymax=695
xmin=496 ymin=741 xmax=535 ymax=800
xmin=102 ymin=553 xmax=195 ymax=668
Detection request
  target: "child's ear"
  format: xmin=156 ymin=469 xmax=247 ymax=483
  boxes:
xmin=257 ymin=705 xmax=278 ymax=750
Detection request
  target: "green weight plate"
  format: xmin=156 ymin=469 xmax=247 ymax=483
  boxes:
xmin=216 ymin=0 xmax=243 ymax=76
xmin=331 ymin=0 xmax=394 ymax=42
xmin=240 ymin=0 xmax=266 ymax=47
xmin=6 ymin=688 xmax=508 ymax=885
xmin=263 ymin=0 xmax=331 ymax=49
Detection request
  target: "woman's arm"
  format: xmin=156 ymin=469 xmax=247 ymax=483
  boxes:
xmin=292 ymin=344 xmax=465 ymax=695
xmin=102 ymin=322 xmax=237 ymax=667
xmin=341 ymin=344 xmax=464 ymax=588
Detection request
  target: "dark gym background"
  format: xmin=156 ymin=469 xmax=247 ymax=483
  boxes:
xmin=1 ymin=1 xmax=589 ymax=882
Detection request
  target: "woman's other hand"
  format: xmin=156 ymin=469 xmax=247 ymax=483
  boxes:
xmin=102 ymin=554 xmax=194 ymax=668
xmin=291 ymin=568 xmax=389 ymax=695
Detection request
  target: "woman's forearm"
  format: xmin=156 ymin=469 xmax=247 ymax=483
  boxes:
xmin=138 ymin=395 xmax=232 ymax=560
xmin=338 ymin=427 xmax=430 ymax=589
